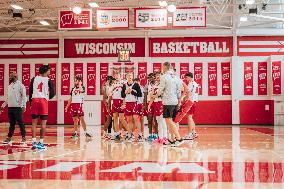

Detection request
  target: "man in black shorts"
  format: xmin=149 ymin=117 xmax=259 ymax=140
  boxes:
xmin=156 ymin=62 xmax=184 ymax=147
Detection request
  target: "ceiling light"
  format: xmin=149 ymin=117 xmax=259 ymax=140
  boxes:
xmin=73 ymin=6 xmax=82 ymax=14
xmin=11 ymin=4 xmax=23 ymax=10
xmin=89 ymin=2 xmax=99 ymax=8
xmin=158 ymin=1 xmax=168 ymax=7
xmin=240 ymin=16 xmax=248 ymax=22
xmin=167 ymin=4 xmax=176 ymax=12
xmin=246 ymin=0 xmax=255 ymax=5
xmin=40 ymin=20 xmax=50 ymax=25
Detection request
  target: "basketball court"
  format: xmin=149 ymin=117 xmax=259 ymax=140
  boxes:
xmin=0 ymin=0 xmax=284 ymax=188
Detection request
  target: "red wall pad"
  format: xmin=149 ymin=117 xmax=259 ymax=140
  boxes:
xmin=64 ymin=101 xmax=74 ymax=125
xmin=180 ymin=100 xmax=232 ymax=125
xmin=239 ymin=100 xmax=274 ymax=125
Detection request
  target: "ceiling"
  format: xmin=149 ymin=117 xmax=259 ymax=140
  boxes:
xmin=0 ymin=0 xmax=283 ymax=32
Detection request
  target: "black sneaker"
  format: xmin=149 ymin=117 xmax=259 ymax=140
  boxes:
xmin=171 ymin=139 xmax=185 ymax=147
xmin=85 ymin=133 xmax=92 ymax=138
xmin=3 ymin=137 xmax=12 ymax=145
xmin=71 ymin=133 xmax=78 ymax=139
xmin=115 ymin=134 xmax=121 ymax=141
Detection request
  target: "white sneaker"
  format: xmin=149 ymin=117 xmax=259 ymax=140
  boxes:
xmin=193 ymin=132 xmax=198 ymax=138
xmin=184 ymin=133 xmax=195 ymax=140
xmin=171 ymin=139 xmax=185 ymax=147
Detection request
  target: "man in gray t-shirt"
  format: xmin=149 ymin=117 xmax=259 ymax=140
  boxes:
xmin=156 ymin=62 xmax=184 ymax=147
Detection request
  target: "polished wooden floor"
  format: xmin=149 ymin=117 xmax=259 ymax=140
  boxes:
xmin=0 ymin=124 xmax=283 ymax=189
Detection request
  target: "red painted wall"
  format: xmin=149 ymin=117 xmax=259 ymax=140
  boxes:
xmin=0 ymin=101 xmax=57 ymax=125
xmin=180 ymin=100 xmax=232 ymax=125
xmin=239 ymin=100 xmax=274 ymax=125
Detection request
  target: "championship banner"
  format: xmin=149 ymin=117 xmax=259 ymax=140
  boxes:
xmin=64 ymin=38 xmax=145 ymax=58
xmin=9 ymin=64 xmax=17 ymax=83
xmin=244 ymin=62 xmax=253 ymax=95
xmin=221 ymin=62 xmax=231 ymax=95
xmin=49 ymin=63 xmax=57 ymax=95
xmin=100 ymin=63 xmax=109 ymax=95
xmin=153 ymin=63 xmax=162 ymax=73
xmin=61 ymin=63 xmax=70 ymax=95
xmin=0 ymin=64 xmax=4 ymax=95
xmin=137 ymin=62 xmax=147 ymax=86
xmin=97 ymin=9 xmax=129 ymax=29
xmin=22 ymin=64 xmax=30 ymax=95
xmin=171 ymin=62 xmax=176 ymax=70
xmin=258 ymin=62 xmax=267 ymax=95
xmin=59 ymin=9 xmax=92 ymax=30
xmin=149 ymin=37 xmax=233 ymax=57
xmin=180 ymin=63 xmax=190 ymax=81
xmin=87 ymin=63 xmax=96 ymax=95
xmin=208 ymin=63 xmax=218 ymax=96
xmin=112 ymin=62 xmax=122 ymax=76
xmin=134 ymin=8 xmax=167 ymax=28
xmin=272 ymin=61 xmax=282 ymax=95
xmin=194 ymin=63 xmax=203 ymax=95
xmin=124 ymin=62 xmax=134 ymax=78
xmin=35 ymin=64 xmax=42 ymax=76
xmin=74 ymin=63 xmax=83 ymax=81
xmin=173 ymin=7 xmax=206 ymax=27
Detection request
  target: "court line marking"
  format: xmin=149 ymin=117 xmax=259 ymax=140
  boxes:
xmin=42 ymin=148 xmax=86 ymax=160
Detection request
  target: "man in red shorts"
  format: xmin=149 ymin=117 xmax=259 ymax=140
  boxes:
xmin=121 ymin=74 xmax=142 ymax=142
xmin=184 ymin=72 xmax=199 ymax=140
xmin=29 ymin=65 xmax=55 ymax=150
xmin=65 ymin=76 xmax=92 ymax=139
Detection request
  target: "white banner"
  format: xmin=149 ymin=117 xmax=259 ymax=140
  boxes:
xmin=173 ymin=7 xmax=206 ymax=27
xmin=135 ymin=8 xmax=167 ymax=28
xmin=96 ymin=9 xmax=129 ymax=29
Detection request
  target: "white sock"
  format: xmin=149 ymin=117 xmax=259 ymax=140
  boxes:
xmin=157 ymin=115 xmax=163 ymax=138
xmin=32 ymin=138 xmax=37 ymax=143
xmin=74 ymin=131 xmax=78 ymax=134
xmin=39 ymin=139 xmax=44 ymax=144
xmin=161 ymin=118 xmax=167 ymax=139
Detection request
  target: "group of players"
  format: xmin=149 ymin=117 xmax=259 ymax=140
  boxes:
xmin=100 ymin=63 xmax=199 ymax=147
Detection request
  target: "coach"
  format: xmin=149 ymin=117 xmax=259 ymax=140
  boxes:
xmin=157 ymin=62 xmax=184 ymax=147
xmin=0 ymin=72 xmax=27 ymax=144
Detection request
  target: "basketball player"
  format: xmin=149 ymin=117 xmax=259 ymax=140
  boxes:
xmin=148 ymin=72 xmax=167 ymax=144
xmin=101 ymin=76 xmax=114 ymax=139
xmin=65 ymin=76 xmax=92 ymax=139
xmin=154 ymin=62 xmax=184 ymax=147
xmin=184 ymin=72 xmax=199 ymax=140
xmin=121 ymin=73 xmax=142 ymax=142
xmin=29 ymin=65 xmax=55 ymax=150
xmin=110 ymin=72 xmax=127 ymax=141
xmin=133 ymin=78 xmax=144 ymax=135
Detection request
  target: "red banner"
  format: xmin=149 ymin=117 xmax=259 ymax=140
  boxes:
xmin=194 ymin=63 xmax=203 ymax=95
xmin=49 ymin=63 xmax=57 ymax=95
xmin=35 ymin=64 xmax=42 ymax=76
xmin=22 ymin=64 xmax=30 ymax=95
xmin=100 ymin=63 xmax=109 ymax=95
xmin=113 ymin=62 xmax=122 ymax=76
xmin=87 ymin=63 xmax=96 ymax=95
xmin=64 ymin=38 xmax=145 ymax=58
xmin=0 ymin=64 xmax=4 ymax=95
xmin=137 ymin=62 xmax=147 ymax=86
xmin=272 ymin=61 xmax=282 ymax=95
xmin=59 ymin=10 xmax=92 ymax=30
xmin=74 ymin=63 xmax=83 ymax=81
xmin=61 ymin=63 xmax=70 ymax=95
xmin=258 ymin=62 xmax=267 ymax=95
xmin=0 ymin=39 xmax=59 ymax=59
xmin=208 ymin=63 xmax=218 ymax=96
xmin=149 ymin=37 xmax=233 ymax=57
xmin=124 ymin=62 xmax=134 ymax=79
xmin=9 ymin=64 xmax=17 ymax=74
xmin=221 ymin=62 xmax=231 ymax=95
xmin=244 ymin=62 xmax=253 ymax=95
xmin=180 ymin=63 xmax=190 ymax=81
xmin=153 ymin=63 xmax=162 ymax=73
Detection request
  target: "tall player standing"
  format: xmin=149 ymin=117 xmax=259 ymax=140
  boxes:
xmin=29 ymin=65 xmax=55 ymax=150
xmin=184 ymin=72 xmax=199 ymax=140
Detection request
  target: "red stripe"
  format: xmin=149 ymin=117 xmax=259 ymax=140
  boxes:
xmin=238 ymin=36 xmax=284 ymax=41
xmin=239 ymin=45 xmax=284 ymax=48
xmin=0 ymin=47 xmax=58 ymax=51
xmin=238 ymin=52 xmax=284 ymax=56
xmin=0 ymin=39 xmax=59 ymax=45
xmin=0 ymin=54 xmax=59 ymax=59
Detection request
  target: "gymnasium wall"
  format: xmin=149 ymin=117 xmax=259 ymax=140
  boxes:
xmin=0 ymin=35 xmax=283 ymax=125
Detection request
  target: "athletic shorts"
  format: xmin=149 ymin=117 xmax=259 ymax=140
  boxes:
xmin=187 ymin=102 xmax=197 ymax=115
xmin=124 ymin=102 xmax=137 ymax=116
xmin=153 ymin=101 xmax=163 ymax=116
xmin=70 ymin=103 xmax=84 ymax=117
xmin=163 ymin=105 xmax=177 ymax=119
xmin=147 ymin=102 xmax=154 ymax=116
xmin=31 ymin=98 xmax=48 ymax=119
xmin=111 ymin=99 xmax=123 ymax=114
xmin=134 ymin=103 xmax=143 ymax=116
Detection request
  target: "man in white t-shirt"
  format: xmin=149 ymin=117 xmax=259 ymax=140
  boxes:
xmin=184 ymin=72 xmax=199 ymax=140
